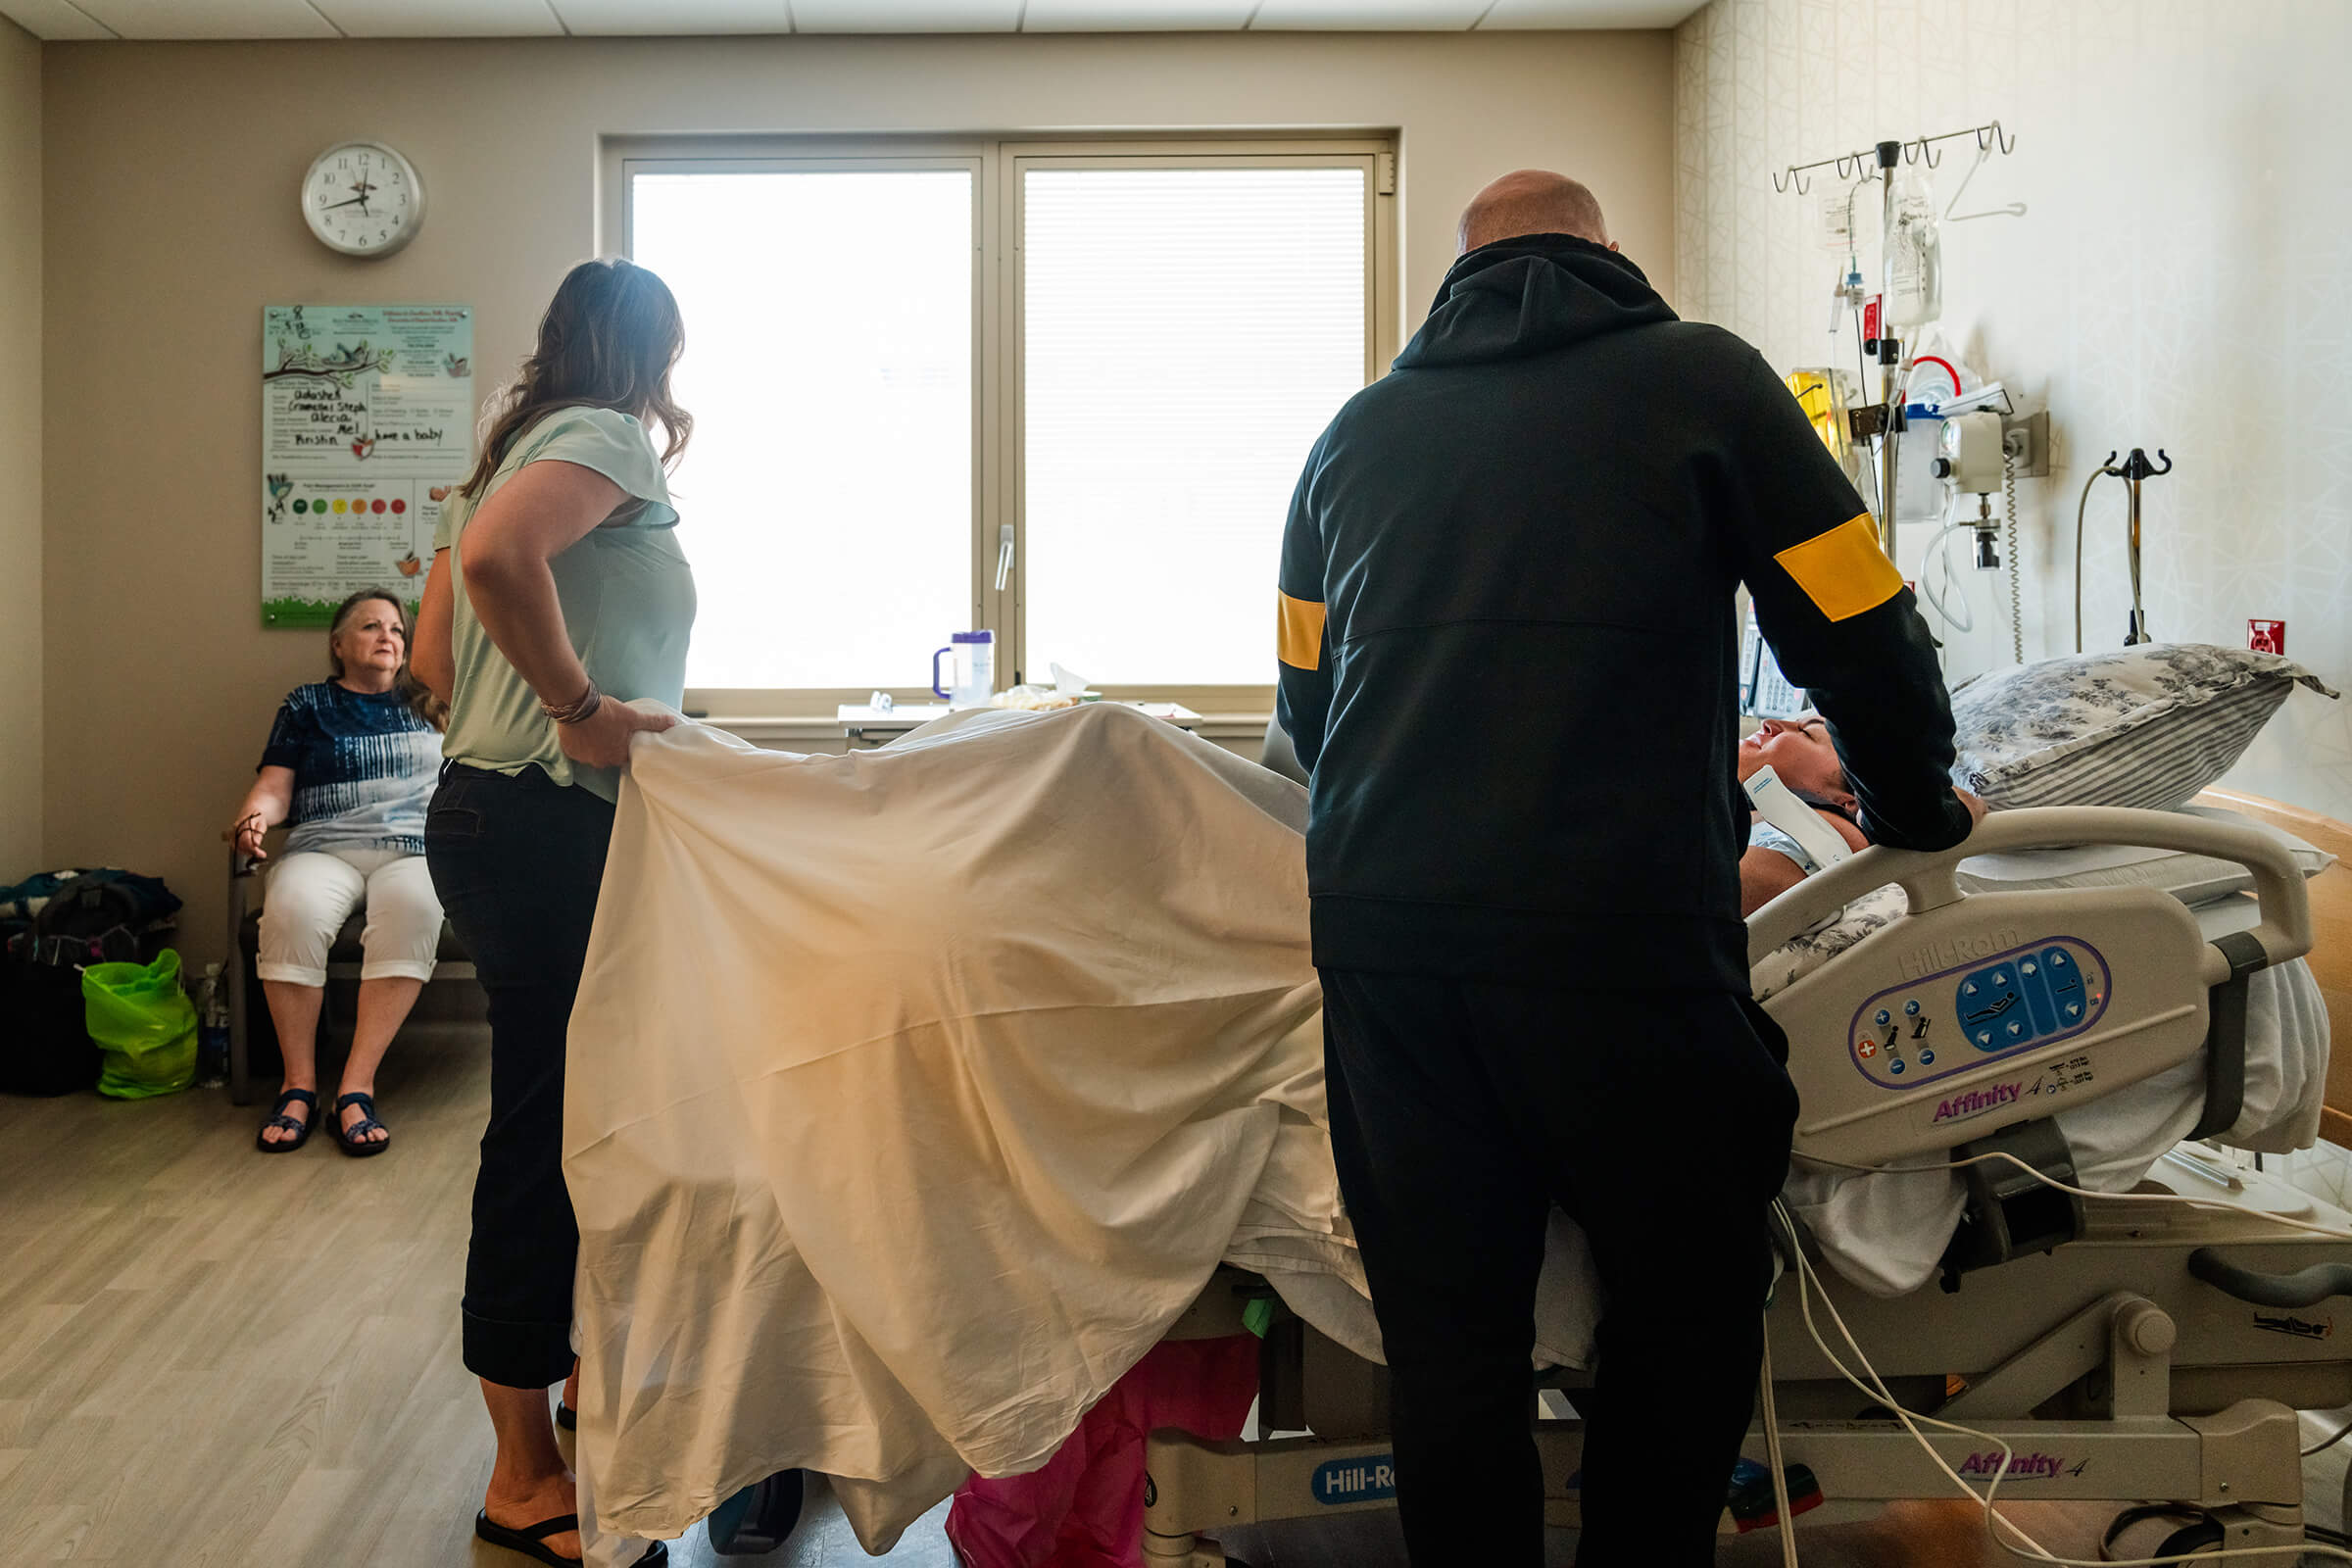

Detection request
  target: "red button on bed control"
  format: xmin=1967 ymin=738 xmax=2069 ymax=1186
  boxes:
xmin=1858 ymin=1040 xmax=1878 ymax=1058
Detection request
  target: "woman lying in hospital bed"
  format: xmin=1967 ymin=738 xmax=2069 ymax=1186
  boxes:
xmin=559 ymin=696 xmax=2331 ymax=1558
xmin=1721 ymin=707 xmax=2333 ymax=1294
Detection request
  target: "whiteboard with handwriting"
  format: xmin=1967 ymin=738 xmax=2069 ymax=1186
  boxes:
xmin=261 ymin=304 xmax=473 ymax=627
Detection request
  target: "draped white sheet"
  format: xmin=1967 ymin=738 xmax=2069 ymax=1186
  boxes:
xmin=564 ymin=703 xmax=2326 ymax=1551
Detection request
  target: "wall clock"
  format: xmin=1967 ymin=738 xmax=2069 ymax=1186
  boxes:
xmin=302 ymin=140 xmax=423 ymax=258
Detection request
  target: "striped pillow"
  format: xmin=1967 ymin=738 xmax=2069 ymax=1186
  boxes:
xmin=1948 ymin=644 xmax=2338 ymax=811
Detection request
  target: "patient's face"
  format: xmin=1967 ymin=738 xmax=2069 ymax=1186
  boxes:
xmin=1738 ymin=716 xmax=1854 ymax=809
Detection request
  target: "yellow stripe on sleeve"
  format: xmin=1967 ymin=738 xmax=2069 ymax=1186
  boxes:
xmin=1772 ymin=512 xmax=1904 ymax=623
xmin=1278 ymin=592 xmax=1327 ymax=670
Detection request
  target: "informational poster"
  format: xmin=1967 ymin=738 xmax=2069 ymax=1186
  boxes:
xmin=261 ymin=304 xmax=473 ymax=626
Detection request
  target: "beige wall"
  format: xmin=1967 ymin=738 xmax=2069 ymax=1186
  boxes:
xmin=41 ymin=31 xmax=1675 ymax=961
xmin=1675 ymin=0 xmax=2352 ymax=821
xmin=1 ymin=17 xmax=38 ymax=880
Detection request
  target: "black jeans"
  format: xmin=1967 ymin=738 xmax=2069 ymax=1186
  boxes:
xmin=1318 ymin=970 xmax=1799 ymax=1568
xmin=425 ymin=762 xmax=616 ymax=1390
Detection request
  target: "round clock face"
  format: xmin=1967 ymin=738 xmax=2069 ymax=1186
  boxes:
xmin=303 ymin=141 xmax=422 ymax=258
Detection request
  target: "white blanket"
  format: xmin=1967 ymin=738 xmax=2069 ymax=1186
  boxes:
xmin=564 ymin=705 xmax=2325 ymax=1549
xmin=566 ymin=707 xmax=1348 ymax=1549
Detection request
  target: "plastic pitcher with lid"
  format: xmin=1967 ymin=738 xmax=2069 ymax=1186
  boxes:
xmin=933 ymin=631 xmax=996 ymax=708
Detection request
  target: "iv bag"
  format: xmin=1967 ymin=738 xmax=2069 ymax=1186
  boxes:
xmin=1886 ymin=173 xmax=1941 ymax=327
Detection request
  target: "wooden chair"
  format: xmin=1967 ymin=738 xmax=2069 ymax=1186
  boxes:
xmin=2197 ymin=788 xmax=2352 ymax=1145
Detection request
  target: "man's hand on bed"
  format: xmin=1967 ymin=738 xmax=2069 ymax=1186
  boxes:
xmin=1955 ymin=786 xmax=1988 ymax=832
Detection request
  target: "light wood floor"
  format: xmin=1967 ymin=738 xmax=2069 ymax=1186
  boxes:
xmin=2 ymin=1025 xmax=2342 ymax=1567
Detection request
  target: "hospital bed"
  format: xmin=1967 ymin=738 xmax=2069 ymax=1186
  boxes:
xmin=1138 ymin=802 xmax=2351 ymax=1565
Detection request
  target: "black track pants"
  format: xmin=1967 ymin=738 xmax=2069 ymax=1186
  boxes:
xmin=1319 ymin=969 xmax=1799 ymax=1568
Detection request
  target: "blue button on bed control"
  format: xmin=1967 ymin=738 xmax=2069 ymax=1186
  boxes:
xmin=1917 ymin=1049 xmax=1936 ymax=1065
xmin=1904 ymin=1000 xmax=1921 ymax=1017
xmin=1888 ymin=1059 xmax=1906 ymax=1075
xmin=2022 ymin=960 xmax=2037 ymax=976
xmin=1875 ymin=1008 xmax=1891 ymax=1026
xmin=1976 ymin=1030 xmax=1993 ymax=1046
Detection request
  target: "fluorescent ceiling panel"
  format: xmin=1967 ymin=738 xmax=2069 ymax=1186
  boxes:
xmin=1020 ymin=0 xmax=1253 ymax=28
xmin=317 ymin=0 xmax=564 ymax=34
xmin=550 ymin=0 xmax=794 ymax=31
xmin=1249 ymin=0 xmax=1486 ymax=28
xmin=71 ymin=0 xmax=337 ymax=34
xmin=791 ymin=0 xmax=1019 ymax=29
xmin=316 ymin=0 xmax=565 ymax=32
xmin=0 ymin=0 xmax=118 ymax=38
xmin=1476 ymin=0 xmax=1699 ymax=25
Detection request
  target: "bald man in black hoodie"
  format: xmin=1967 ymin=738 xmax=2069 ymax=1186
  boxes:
xmin=1276 ymin=172 xmax=1982 ymax=1565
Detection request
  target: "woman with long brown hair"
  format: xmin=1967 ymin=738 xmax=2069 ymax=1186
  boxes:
xmin=413 ymin=257 xmax=691 ymax=1568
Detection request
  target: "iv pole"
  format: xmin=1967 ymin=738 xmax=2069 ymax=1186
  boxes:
xmin=1872 ymin=140 xmax=1903 ymax=559
xmin=1773 ymin=122 xmax=2018 ymax=556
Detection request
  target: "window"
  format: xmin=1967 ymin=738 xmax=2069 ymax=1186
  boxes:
xmin=611 ymin=137 xmax=1393 ymax=711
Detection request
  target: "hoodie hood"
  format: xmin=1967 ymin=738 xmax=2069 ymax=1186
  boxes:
xmin=1392 ymin=233 xmax=1677 ymax=371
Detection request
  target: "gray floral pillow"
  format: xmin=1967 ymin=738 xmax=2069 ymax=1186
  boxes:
xmin=1947 ymin=643 xmax=2337 ymax=811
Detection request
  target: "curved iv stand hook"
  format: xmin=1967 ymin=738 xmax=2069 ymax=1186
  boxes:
xmin=1916 ymin=136 xmax=1943 ymax=168
xmin=1836 ymin=151 xmax=1865 ymax=180
xmin=1977 ymin=121 xmax=2017 ymax=155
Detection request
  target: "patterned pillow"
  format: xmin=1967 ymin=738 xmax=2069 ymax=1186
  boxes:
xmin=1948 ymin=644 xmax=2338 ymax=811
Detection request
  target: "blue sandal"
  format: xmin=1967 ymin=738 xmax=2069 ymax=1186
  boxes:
xmin=255 ymin=1088 xmax=318 ymax=1153
xmin=334 ymin=1092 xmax=391 ymax=1157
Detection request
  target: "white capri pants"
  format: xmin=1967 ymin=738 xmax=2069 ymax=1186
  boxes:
xmin=257 ymin=847 xmax=443 ymax=987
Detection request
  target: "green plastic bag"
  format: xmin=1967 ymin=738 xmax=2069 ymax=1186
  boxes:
xmin=84 ymin=948 xmax=198 ymax=1100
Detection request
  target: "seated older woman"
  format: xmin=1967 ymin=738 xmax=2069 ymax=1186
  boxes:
xmin=229 ymin=589 xmax=447 ymax=1156
xmin=1737 ymin=714 xmax=1984 ymax=915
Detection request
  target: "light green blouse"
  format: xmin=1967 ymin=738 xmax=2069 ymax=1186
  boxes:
xmin=436 ymin=406 xmax=696 ymax=802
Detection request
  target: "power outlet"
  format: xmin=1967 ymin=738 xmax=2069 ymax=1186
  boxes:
xmin=2002 ymin=410 xmax=2051 ymax=478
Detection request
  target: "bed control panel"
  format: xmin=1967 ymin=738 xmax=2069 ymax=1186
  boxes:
xmin=1846 ymin=937 xmax=2111 ymax=1090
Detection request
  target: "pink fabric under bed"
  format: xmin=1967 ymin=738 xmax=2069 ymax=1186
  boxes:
xmin=946 ymin=1335 xmax=1262 ymax=1568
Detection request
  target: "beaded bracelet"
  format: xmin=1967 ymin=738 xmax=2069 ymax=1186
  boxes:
xmin=542 ymin=678 xmax=604 ymax=726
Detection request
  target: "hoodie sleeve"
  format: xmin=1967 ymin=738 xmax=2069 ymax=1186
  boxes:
xmin=1720 ymin=349 xmax=1974 ymax=854
xmin=1275 ymin=440 xmax=1333 ymax=775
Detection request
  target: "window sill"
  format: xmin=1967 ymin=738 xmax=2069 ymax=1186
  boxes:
xmin=699 ymin=710 xmax=1273 ymax=743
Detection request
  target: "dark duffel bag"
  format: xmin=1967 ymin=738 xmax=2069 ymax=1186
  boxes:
xmin=0 ymin=943 xmax=101 ymax=1096
xmin=0 ymin=870 xmax=181 ymax=1097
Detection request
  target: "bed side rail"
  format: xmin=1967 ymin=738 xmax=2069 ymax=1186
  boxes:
xmin=1747 ymin=807 xmax=2314 ymax=980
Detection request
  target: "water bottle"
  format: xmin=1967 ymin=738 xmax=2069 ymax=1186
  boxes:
xmin=196 ymin=961 xmax=231 ymax=1088
xmin=931 ymin=631 xmax=997 ymax=708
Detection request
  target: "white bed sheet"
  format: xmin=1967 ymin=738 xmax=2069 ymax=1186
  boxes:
xmin=564 ymin=706 xmax=2327 ymax=1551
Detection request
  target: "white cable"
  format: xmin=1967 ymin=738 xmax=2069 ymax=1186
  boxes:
xmin=1917 ymin=513 xmax=1979 ymax=635
xmin=1773 ymin=1198 xmax=2352 ymax=1566
xmin=1791 ymin=1148 xmax=2352 ymax=1246
xmin=1758 ymin=1325 xmax=1802 ymax=1568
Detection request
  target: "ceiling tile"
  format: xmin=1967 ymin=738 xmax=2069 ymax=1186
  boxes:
xmin=790 ymin=0 xmax=1019 ymax=30
xmin=1475 ymin=0 xmax=1699 ymax=26
xmin=72 ymin=0 xmax=337 ymax=36
xmin=1021 ymin=0 xmax=1251 ymax=29
xmin=0 ymin=0 xmax=119 ymax=39
xmin=1249 ymin=0 xmax=1486 ymax=29
xmin=549 ymin=0 xmax=793 ymax=31
xmin=317 ymin=0 xmax=564 ymax=34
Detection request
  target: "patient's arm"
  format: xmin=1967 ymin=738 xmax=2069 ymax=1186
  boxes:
xmin=1739 ymin=807 xmax=1870 ymax=917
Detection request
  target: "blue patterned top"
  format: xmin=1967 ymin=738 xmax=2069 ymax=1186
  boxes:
xmin=259 ymin=682 xmax=442 ymax=856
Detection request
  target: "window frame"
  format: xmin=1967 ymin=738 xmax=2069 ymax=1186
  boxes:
xmin=601 ymin=132 xmax=1397 ymax=718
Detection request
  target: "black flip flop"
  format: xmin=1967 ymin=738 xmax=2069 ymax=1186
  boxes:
xmin=333 ymin=1091 xmax=390 ymax=1157
xmin=556 ymin=1400 xmax=576 ymax=1431
xmin=473 ymin=1511 xmax=667 ymax=1567
xmin=255 ymin=1088 xmax=318 ymax=1153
